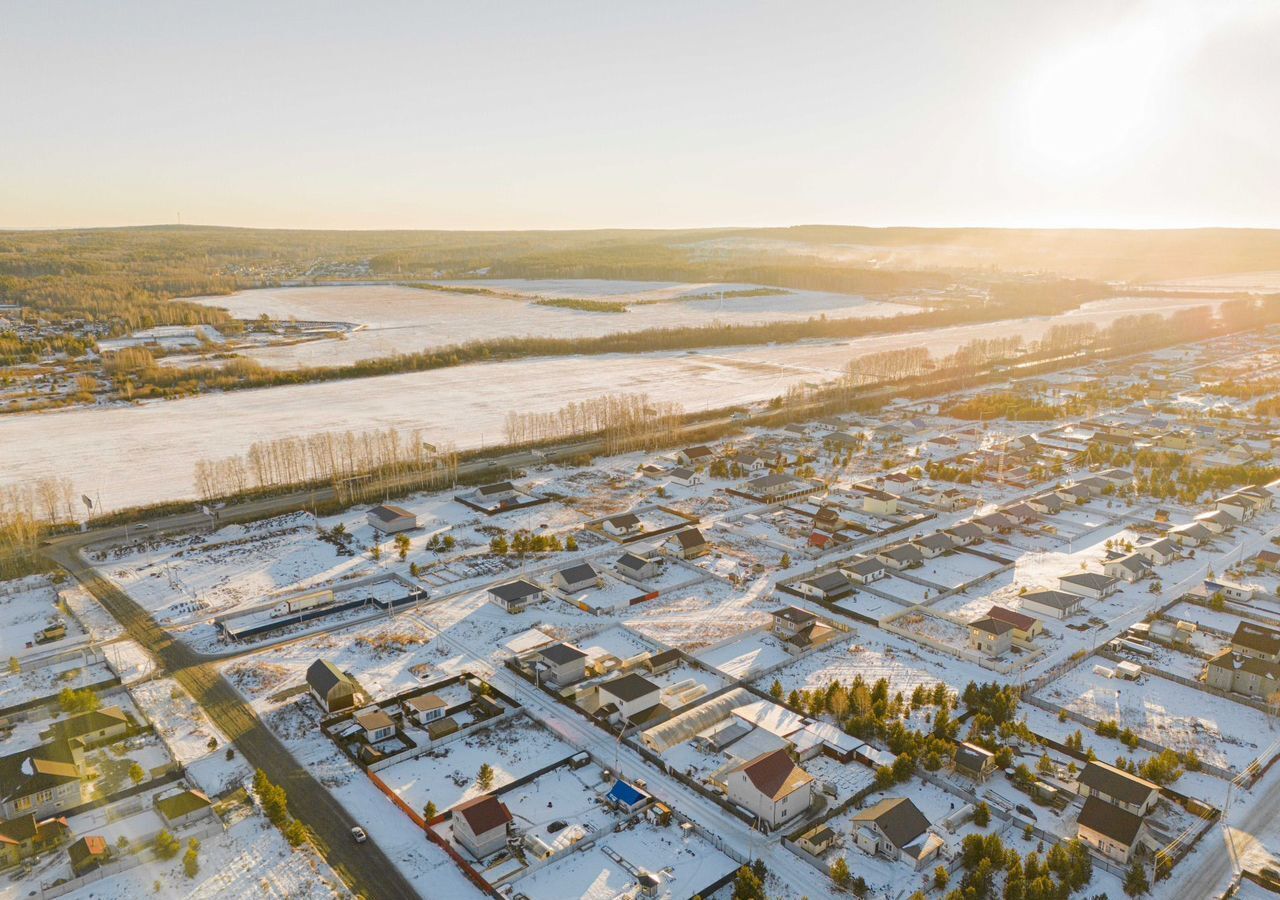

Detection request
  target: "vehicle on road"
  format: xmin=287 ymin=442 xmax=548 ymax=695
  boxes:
xmin=351 ymin=826 xmax=368 ymax=843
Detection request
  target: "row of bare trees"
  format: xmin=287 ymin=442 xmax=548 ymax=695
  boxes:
xmin=0 ymin=477 xmax=75 ymax=578
xmin=502 ymin=393 xmax=685 ymax=455
xmin=193 ymin=428 xmax=459 ymax=505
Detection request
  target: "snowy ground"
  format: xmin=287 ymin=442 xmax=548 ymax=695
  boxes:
xmin=0 ymin=575 xmax=88 ymax=660
xmin=0 ymin=295 xmax=1227 ymax=512
xmin=180 ymin=282 xmax=916 ymax=370
xmin=376 ymin=715 xmax=575 ymax=813
xmin=1035 ymin=665 xmax=1280 ymax=772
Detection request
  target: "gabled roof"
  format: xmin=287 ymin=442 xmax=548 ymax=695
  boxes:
xmin=1021 ymin=590 xmax=1081 ymax=611
xmin=879 ymin=544 xmax=923 ymax=563
xmin=1232 ymin=621 xmax=1280 ymax=657
xmin=306 ymin=659 xmax=352 ymax=697
xmin=749 ymin=473 xmax=802 ymax=490
xmin=804 ymin=571 xmax=851 ymax=593
xmin=914 ymin=533 xmax=954 ymax=552
xmin=1059 ymin=572 xmax=1118 ymax=591
xmin=970 ymin=617 xmax=1015 ymax=637
xmin=45 ymin=707 xmax=129 ymax=742
xmin=155 ymin=789 xmax=211 ymax=821
xmin=368 ymin=504 xmax=415 ymax=522
xmin=0 ymin=813 xmax=67 ymax=846
xmin=955 ymin=742 xmax=994 ymax=770
xmin=404 ymin=693 xmax=447 ymax=713
xmin=1077 ymin=795 xmax=1145 ymax=846
xmin=1078 ymin=761 xmax=1159 ymax=806
xmin=606 ymin=513 xmax=642 ymax=529
xmin=477 ymin=481 xmax=516 ymax=496
xmin=986 ymin=605 xmax=1037 ymax=631
xmin=852 ymin=797 xmax=930 ymax=851
xmin=673 ymin=527 xmax=707 ymax=550
xmin=488 ymin=578 xmax=544 ymax=602
xmin=843 ymin=557 xmax=886 ymax=576
xmin=616 ymin=552 xmax=654 ymax=573
xmin=771 ymin=606 xmax=818 ymax=626
xmin=736 ymin=748 xmax=813 ymax=801
xmin=680 ymin=445 xmax=713 ymax=459
xmin=556 ymin=561 xmax=599 ymax=585
xmin=454 ymin=795 xmax=511 ymax=834
xmin=538 ymin=642 xmax=588 ymax=665
xmin=599 ymin=672 xmax=660 ymax=704
xmin=67 ymin=835 xmax=108 ymax=867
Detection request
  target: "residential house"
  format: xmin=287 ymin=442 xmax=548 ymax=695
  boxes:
xmin=770 ymin=607 xmax=818 ymax=638
xmin=1057 ymin=572 xmax=1119 ymax=600
xmin=985 ymin=606 xmax=1042 ymax=644
xmin=668 ymin=467 xmax=703 ymax=487
xmin=1076 ymin=796 xmax=1148 ymax=864
xmin=402 ymin=694 xmax=448 ymax=727
xmin=603 ymin=513 xmax=643 ymax=536
xmin=0 ymin=814 xmax=68 ymax=868
xmin=597 ymin=673 xmax=663 ymax=723
xmin=1103 ymin=553 xmax=1153 ymax=584
xmin=667 ymin=527 xmax=709 ymax=560
xmin=944 ymin=522 xmax=985 ymax=547
xmin=553 ymin=561 xmax=602 ymax=594
xmin=615 ymin=551 xmax=661 ymax=581
xmin=968 ymin=617 xmax=1015 ymax=657
xmin=1205 ymin=649 xmax=1280 ymax=699
xmin=1195 ymin=509 xmax=1238 ymax=534
xmin=677 ymin=446 xmax=715 ymax=467
xmin=42 ymin=707 xmax=130 ymax=748
xmin=953 ymin=742 xmax=997 ymax=781
xmin=306 ymin=659 xmax=356 ymax=713
xmin=1229 ymin=621 xmax=1280 ymax=661
xmin=487 ymin=578 xmax=545 ymax=613
xmin=1077 ymin=761 xmax=1160 ymax=815
xmin=783 ymin=622 xmax=838 ymax=655
xmin=476 ymin=481 xmax=519 ymax=504
xmin=851 ymin=798 xmax=944 ymax=870
xmin=795 ymin=571 xmax=852 ymax=601
xmin=452 ymin=795 xmax=512 ymax=860
xmin=354 ymin=708 xmax=396 ymax=743
xmin=840 ymin=557 xmax=886 ymax=584
xmin=861 ymin=489 xmax=900 ymax=516
xmin=725 ymin=749 xmax=814 ymax=829
xmin=747 ymin=473 xmax=812 ymax=502
xmin=823 ymin=431 xmax=862 ymax=452
xmin=531 ymin=642 xmax=589 ymax=686
xmin=1169 ymin=522 xmax=1215 ymax=547
xmin=1134 ymin=538 xmax=1181 ymax=566
xmin=973 ymin=512 xmax=1015 ymax=534
xmin=66 ymin=835 xmax=109 ymax=876
xmin=795 ymin=823 xmax=837 ymax=857
xmin=1204 ymin=579 xmax=1257 ymax=603
xmin=154 ymin=789 xmax=215 ymax=829
xmin=876 ymin=543 xmax=923 ymax=571
xmin=366 ymin=504 xmax=418 ymax=534
xmin=913 ymin=533 xmax=954 ymax=559
xmin=1027 ymin=493 xmax=1065 ymax=515
xmin=1020 ymin=590 xmax=1084 ymax=620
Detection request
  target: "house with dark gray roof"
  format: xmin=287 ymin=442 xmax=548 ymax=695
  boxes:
xmin=1077 ymin=761 xmax=1160 ymax=815
xmin=1076 ymin=796 xmax=1147 ymax=864
xmin=851 ymin=798 xmax=943 ymax=869
xmin=306 ymin=659 xmax=356 ymax=713
xmin=487 ymin=579 xmax=546 ymax=613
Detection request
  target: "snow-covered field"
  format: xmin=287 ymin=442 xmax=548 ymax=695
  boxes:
xmin=1035 ymin=666 xmax=1280 ymax=771
xmin=0 ymin=575 xmax=87 ymax=659
xmin=180 ymin=282 xmax=918 ymax=369
xmin=0 ymin=294 xmax=1227 ymax=512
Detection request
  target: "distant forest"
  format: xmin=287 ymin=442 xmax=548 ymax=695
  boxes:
xmin=4 ymin=224 xmax=1280 ymax=340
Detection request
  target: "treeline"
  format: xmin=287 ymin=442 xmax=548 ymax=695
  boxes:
xmin=0 ymin=477 xmax=76 ymax=578
xmin=0 ymin=333 xmax=98 ymax=366
xmin=502 ymin=393 xmax=684 ymax=455
xmin=105 ymin=289 xmax=1096 ymax=401
xmin=193 ymin=428 xmax=459 ymax=504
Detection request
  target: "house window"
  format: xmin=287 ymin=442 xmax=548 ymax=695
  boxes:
xmin=36 ymin=790 xmax=53 ymax=803
xmin=15 ymin=796 xmax=32 ymax=811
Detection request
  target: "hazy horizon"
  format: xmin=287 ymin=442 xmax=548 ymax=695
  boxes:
xmin=4 ymin=0 xmax=1280 ymax=231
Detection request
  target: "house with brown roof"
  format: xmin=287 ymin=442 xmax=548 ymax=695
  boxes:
xmin=725 ymin=748 xmax=814 ymax=828
xmin=1076 ymin=796 xmax=1148 ymax=864
xmin=0 ymin=814 xmax=68 ymax=868
xmin=1076 ymin=761 xmax=1160 ymax=816
xmin=0 ymin=741 xmax=84 ymax=820
xmin=968 ymin=616 xmax=1015 ymax=657
xmin=452 ymin=795 xmax=512 ymax=860
xmin=67 ymin=834 xmax=109 ymax=875
xmin=985 ymin=605 xmax=1042 ymax=645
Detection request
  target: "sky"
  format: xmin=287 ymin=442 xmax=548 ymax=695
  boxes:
xmin=2 ymin=0 xmax=1278 ymax=231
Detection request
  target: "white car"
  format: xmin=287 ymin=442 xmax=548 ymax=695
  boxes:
xmin=351 ymin=826 xmax=368 ymax=843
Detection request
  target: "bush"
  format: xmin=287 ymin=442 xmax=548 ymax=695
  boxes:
xmin=972 ymin=801 xmax=991 ymax=827
xmin=154 ymin=830 xmax=180 ymax=860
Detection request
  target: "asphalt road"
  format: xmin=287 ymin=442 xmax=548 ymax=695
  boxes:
xmin=47 ymin=542 xmax=423 ymax=900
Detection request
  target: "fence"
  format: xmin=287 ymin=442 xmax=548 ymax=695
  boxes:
xmin=39 ymin=818 xmax=224 ymax=899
